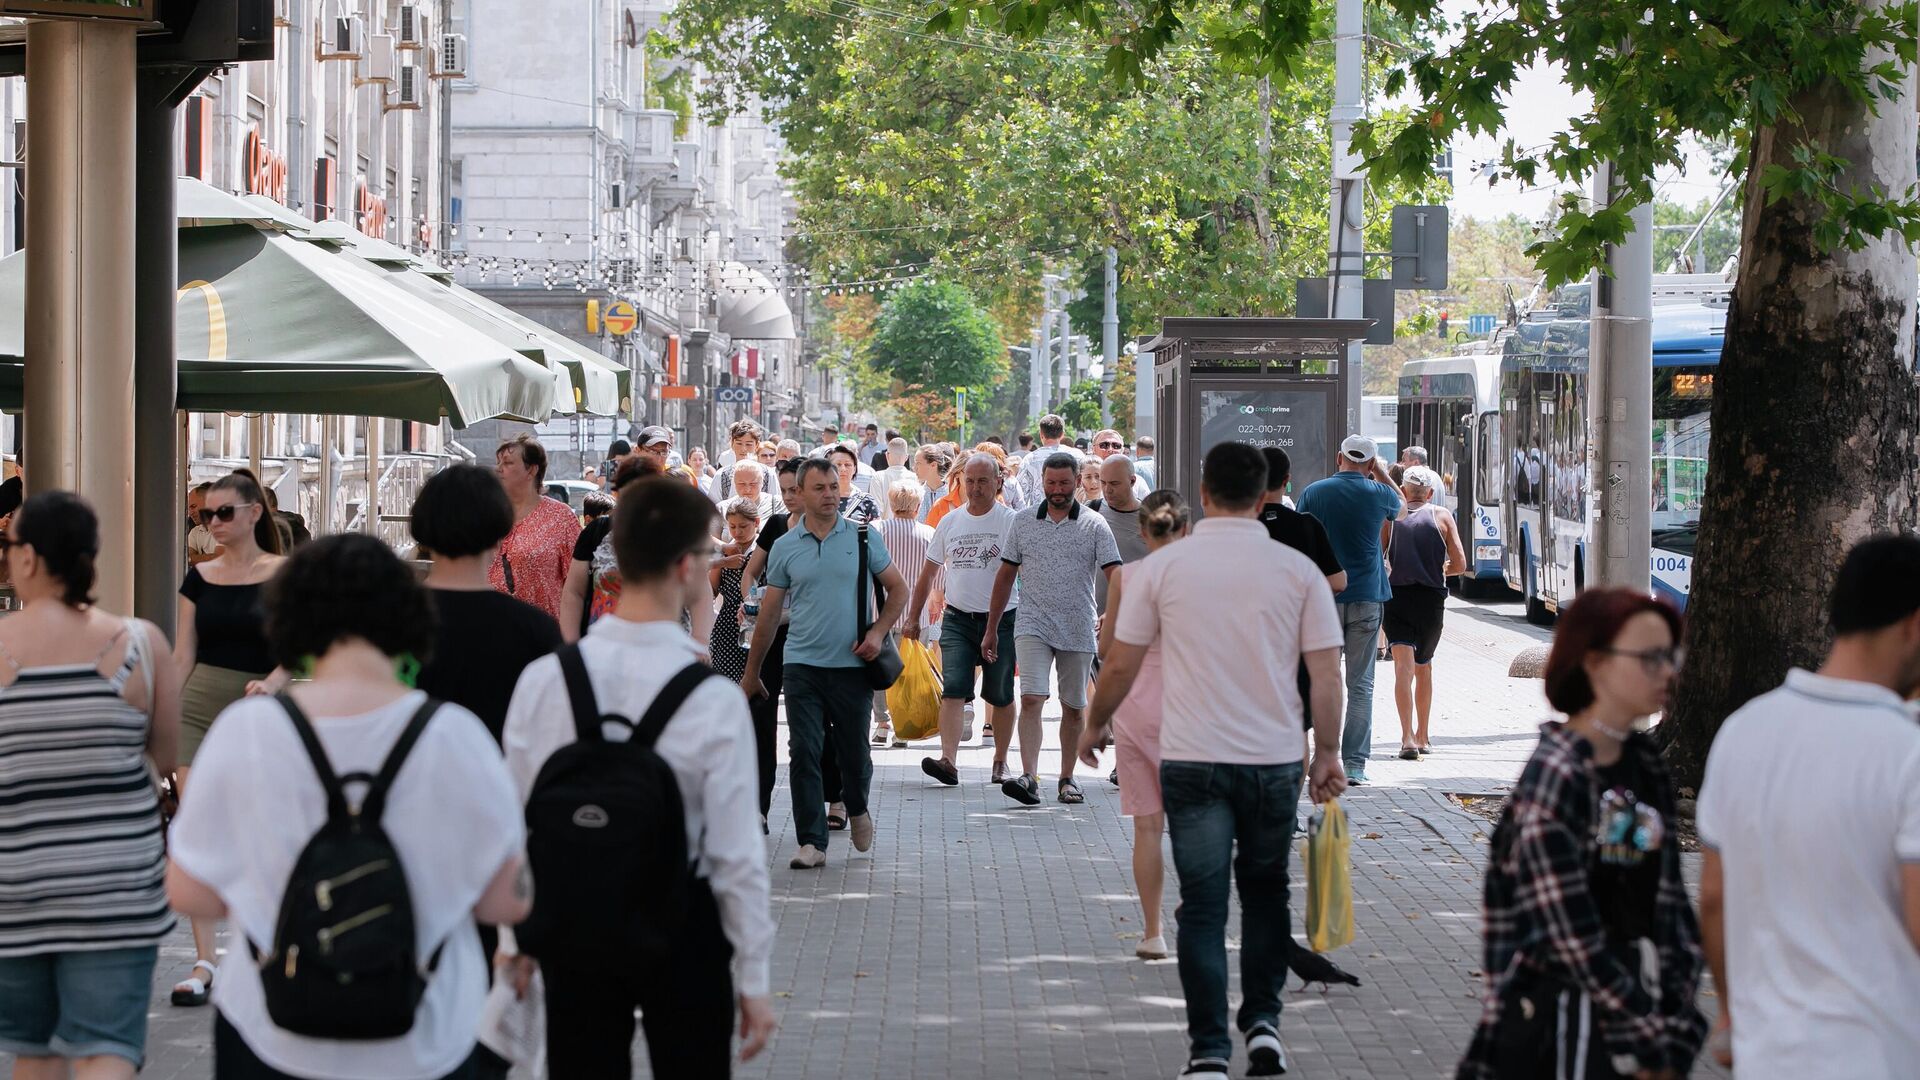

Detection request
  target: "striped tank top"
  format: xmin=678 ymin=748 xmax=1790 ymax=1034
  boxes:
xmin=0 ymin=624 xmax=174 ymax=956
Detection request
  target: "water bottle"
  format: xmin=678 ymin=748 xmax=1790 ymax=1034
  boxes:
xmin=740 ymin=583 xmax=763 ymax=648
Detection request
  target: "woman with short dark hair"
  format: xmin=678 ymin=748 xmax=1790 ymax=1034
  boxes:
xmin=0 ymin=492 xmax=178 ymax=1080
xmin=166 ymin=534 xmax=531 ymax=1080
xmin=169 ymin=468 xmax=287 ymax=1006
xmin=412 ymin=464 xmax=563 ymax=743
xmin=1458 ymin=587 xmax=1706 ymax=1080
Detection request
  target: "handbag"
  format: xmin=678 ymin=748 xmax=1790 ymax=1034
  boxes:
xmin=857 ymin=524 xmax=904 ymax=690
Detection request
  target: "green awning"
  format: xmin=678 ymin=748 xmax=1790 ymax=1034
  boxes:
xmin=0 ymin=223 xmax=559 ymax=426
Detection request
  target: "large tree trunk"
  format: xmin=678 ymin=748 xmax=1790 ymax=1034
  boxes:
xmin=1660 ymin=55 xmax=1920 ymax=784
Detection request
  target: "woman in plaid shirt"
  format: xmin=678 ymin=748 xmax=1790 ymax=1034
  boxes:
xmin=1459 ymin=589 xmax=1707 ymax=1080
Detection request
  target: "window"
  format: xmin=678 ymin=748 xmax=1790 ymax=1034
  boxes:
xmin=1477 ymin=412 xmax=1501 ymax=506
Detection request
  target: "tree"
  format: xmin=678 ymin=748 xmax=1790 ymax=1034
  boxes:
xmin=1651 ymin=195 xmax=1741 ymax=276
xmin=867 ymin=280 xmax=1007 ymax=425
xmin=1062 ymin=378 xmax=1104 ymax=433
xmin=938 ymin=0 xmax=1920 ymax=783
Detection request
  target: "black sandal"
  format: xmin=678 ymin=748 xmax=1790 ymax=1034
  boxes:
xmin=1057 ymin=778 xmax=1086 ymax=804
xmin=171 ymin=960 xmax=215 ymax=1007
xmin=827 ymin=802 xmax=848 ymax=830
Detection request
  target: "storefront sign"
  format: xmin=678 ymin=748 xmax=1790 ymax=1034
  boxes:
xmin=603 ymin=300 xmax=638 ymax=337
xmin=355 ymin=182 xmax=388 ymax=239
xmin=0 ymin=0 xmax=156 ymax=20
xmin=244 ymin=130 xmax=287 ymax=204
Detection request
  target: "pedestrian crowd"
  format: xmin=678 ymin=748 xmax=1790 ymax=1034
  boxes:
xmin=0 ymin=410 xmax=1916 ymax=1080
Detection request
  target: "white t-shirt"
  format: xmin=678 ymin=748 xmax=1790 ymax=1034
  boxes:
xmin=187 ymin=524 xmax=218 ymax=556
xmin=168 ymin=692 xmax=523 ymax=1080
xmin=926 ymin=502 xmax=1019 ymax=615
xmin=1115 ymin=516 xmax=1341 ymax=765
xmin=870 ymin=464 xmax=915 ymax=517
xmin=1696 ymin=669 xmax=1920 ymax=1079
xmin=502 ymin=616 xmax=775 ymax=997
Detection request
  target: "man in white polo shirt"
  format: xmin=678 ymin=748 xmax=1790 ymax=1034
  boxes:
xmin=1697 ymin=534 xmax=1920 ymax=1080
xmin=1082 ymin=441 xmax=1345 ymax=1080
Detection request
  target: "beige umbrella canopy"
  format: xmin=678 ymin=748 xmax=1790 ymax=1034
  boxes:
xmin=709 ymin=261 xmax=796 ymax=340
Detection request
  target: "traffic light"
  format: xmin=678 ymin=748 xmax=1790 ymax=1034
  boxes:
xmin=1438 ymin=311 xmax=1450 ymax=339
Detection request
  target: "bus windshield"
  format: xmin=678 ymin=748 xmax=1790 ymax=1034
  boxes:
xmin=1652 ymin=366 xmax=1713 ymax=533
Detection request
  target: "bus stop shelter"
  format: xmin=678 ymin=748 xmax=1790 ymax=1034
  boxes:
xmin=1142 ymin=316 xmax=1373 ymax=505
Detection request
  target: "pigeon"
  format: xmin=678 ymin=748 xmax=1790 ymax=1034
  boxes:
xmin=1287 ymin=940 xmax=1362 ymax=990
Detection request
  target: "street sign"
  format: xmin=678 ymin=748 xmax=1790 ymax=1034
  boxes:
xmin=1 ymin=1 xmax=157 ymax=20
xmin=603 ymin=300 xmax=638 ymax=337
xmin=714 ymin=385 xmax=754 ymax=404
xmin=1390 ymin=205 xmax=1449 ymax=290
xmin=660 ymin=385 xmax=698 ymax=400
xmin=1468 ymin=313 xmax=1498 ymax=337
xmin=1296 ymin=277 xmax=1396 ymax=345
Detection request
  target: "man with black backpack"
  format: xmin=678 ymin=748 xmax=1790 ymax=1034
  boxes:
xmin=502 ymin=477 xmax=776 ymax=1077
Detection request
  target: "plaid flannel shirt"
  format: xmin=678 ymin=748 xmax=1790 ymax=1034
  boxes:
xmin=1457 ymin=722 xmax=1707 ymax=1079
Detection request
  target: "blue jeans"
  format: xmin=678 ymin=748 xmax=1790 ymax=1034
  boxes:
xmin=784 ymin=663 xmax=874 ymax=850
xmin=1337 ymin=601 xmax=1383 ymax=776
xmin=1160 ymin=760 xmax=1303 ymax=1061
xmin=0 ymin=946 xmax=158 ymax=1067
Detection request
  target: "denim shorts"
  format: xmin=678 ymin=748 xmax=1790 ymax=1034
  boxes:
xmin=0 ymin=946 xmax=158 ymax=1067
xmin=939 ymin=608 xmax=1018 ymax=707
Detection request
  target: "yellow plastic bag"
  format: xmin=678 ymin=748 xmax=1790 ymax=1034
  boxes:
xmin=1303 ymin=798 xmax=1355 ymax=953
xmin=885 ymin=637 xmax=942 ymax=742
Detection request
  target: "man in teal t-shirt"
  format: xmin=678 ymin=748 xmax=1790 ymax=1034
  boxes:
xmin=1296 ymin=434 xmax=1405 ymax=783
xmin=744 ymin=458 xmax=908 ymax=869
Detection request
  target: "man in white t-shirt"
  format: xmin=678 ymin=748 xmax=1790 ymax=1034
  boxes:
xmin=1082 ymin=441 xmax=1345 ymax=1080
xmin=1697 ymin=534 xmax=1920 ymax=1080
xmin=1015 ymin=413 xmax=1084 ymax=507
xmin=905 ymin=453 xmax=1020 ymax=786
xmin=870 ymin=436 xmax=915 ymax=515
xmin=709 ymin=420 xmax=774 ymax=503
xmin=502 ymin=478 xmax=777 ymax=1075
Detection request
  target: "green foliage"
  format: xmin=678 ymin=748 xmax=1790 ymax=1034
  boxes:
xmin=1062 ymin=378 xmax=1104 ymax=432
xmin=1652 ymin=195 xmax=1740 ymax=274
xmin=643 ymin=61 xmax=695 ymax=139
xmin=658 ymin=0 xmax=1442 ymax=350
xmin=923 ymin=0 xmax=1920 ymax=286
xmin=868 ymin=280 xmax=1008 ymax=396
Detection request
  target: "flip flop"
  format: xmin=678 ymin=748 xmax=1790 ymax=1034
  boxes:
xmin=171 ymin=960 xmax=216 ymax=1007
xmin=1057 ymin=778 xmax=1086 ymax=804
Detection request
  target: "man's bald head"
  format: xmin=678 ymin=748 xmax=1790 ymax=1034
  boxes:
xmin=1099 ymin=454 xmax=1140 ymax=510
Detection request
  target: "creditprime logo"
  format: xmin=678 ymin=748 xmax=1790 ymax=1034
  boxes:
xmin=1237 ymin=404 xmax=1296 ymax=443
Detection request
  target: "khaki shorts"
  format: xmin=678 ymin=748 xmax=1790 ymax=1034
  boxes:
xmin=1014 ymin=636 xmax=1093 ymax=709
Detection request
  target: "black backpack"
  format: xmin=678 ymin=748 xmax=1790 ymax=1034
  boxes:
xmin=253 ymin=692 xmax=444 ymax=1040
xmin=514 ymin=645 xmax=715 ymax=971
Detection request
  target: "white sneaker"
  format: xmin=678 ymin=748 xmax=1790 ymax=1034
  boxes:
xmin=789 ymin=844 xmax=826 ymax=869
xmin=850 ymin=812 xmax=875 ymax=853
xmin=961 ymin=702 xmax=976 ymax=742
xmin=1135 ymin=935 xmax=1168 ymax=960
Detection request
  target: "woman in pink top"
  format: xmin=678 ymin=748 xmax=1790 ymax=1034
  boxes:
xmin=1095 ymin=489 xmax=1190 ymax=961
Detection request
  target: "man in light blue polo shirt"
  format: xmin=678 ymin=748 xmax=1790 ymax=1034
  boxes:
xmin=743 ymin=458 xmax=908 ymax=869
xmin=1296 ymin=434 xmax=1406 ymax=784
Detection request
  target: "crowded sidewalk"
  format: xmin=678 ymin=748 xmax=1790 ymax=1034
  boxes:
xmin=78 ymin=592 xmax=1730 ymax=1079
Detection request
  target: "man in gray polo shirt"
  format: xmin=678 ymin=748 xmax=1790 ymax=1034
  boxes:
xmin=984 ymin=452 xmax=1122 ymax=806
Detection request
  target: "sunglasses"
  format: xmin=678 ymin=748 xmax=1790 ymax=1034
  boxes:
xmin=1097 ymin=441 xmax=1124 ymax=450
xmin=197 ymin=502 xmax=257 ymax=524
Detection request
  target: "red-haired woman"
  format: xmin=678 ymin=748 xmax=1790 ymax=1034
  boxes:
xmin=1458 ymin=587 xmax=1706 ymax=1080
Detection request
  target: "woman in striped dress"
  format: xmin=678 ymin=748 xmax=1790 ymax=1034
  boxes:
xmin=871 ymin=479 xmax=940 ymax=747
xmin=0 ymin=492 xmax=179 ymax=1078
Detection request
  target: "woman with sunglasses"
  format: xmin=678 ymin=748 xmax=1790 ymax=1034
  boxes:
xmin=1459 ymin=587 xmax=1706 ymax=1080
xmin=170 ymin=469 xmax=285 ymax=1009
xmin=0 ymin=492 xmax=179 ymax=1080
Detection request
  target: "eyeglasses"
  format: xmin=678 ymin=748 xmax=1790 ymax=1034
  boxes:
xmin=1596 ymin=645 xmax=1686 ymax=674
xmin=197 ymin=503 xmax=256 ymax=524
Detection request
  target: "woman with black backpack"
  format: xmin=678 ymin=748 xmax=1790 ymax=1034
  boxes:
xmin=167 ymin=534 xmax=531 ymax=1080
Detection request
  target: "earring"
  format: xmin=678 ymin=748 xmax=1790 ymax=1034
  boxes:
xmin=395 ymin=653 xmax=421 ymax=689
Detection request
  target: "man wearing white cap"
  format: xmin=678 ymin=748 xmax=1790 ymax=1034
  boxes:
xmin=1296 ymin=434 xmax=1406 ymax=784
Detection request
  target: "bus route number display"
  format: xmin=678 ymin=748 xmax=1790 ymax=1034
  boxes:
xmin=1671 ymin=372 xmax=1713 ymax=398
xmin=1197 ymin=388 xmax=1333 ymax=492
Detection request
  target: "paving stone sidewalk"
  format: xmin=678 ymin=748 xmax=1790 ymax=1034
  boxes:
xmin=17 ymin=595 xmax=1727 ymax=1079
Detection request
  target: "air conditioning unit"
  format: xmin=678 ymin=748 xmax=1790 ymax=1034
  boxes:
xmin=433 ymin=33 xmax=468 ymax=79
xmin=390 ymin=64 xmax=425 ymax=110
xmin=396 ymin=3 xmax=429 ymax=50
xmin=318 ymin=15 xmax=367 ymax=61
xmin=356 ymin=33 xmax=396 ymax=85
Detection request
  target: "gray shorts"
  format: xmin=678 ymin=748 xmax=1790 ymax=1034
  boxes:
xmin=1014 ymin=636 xmax=1094 ymax=709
